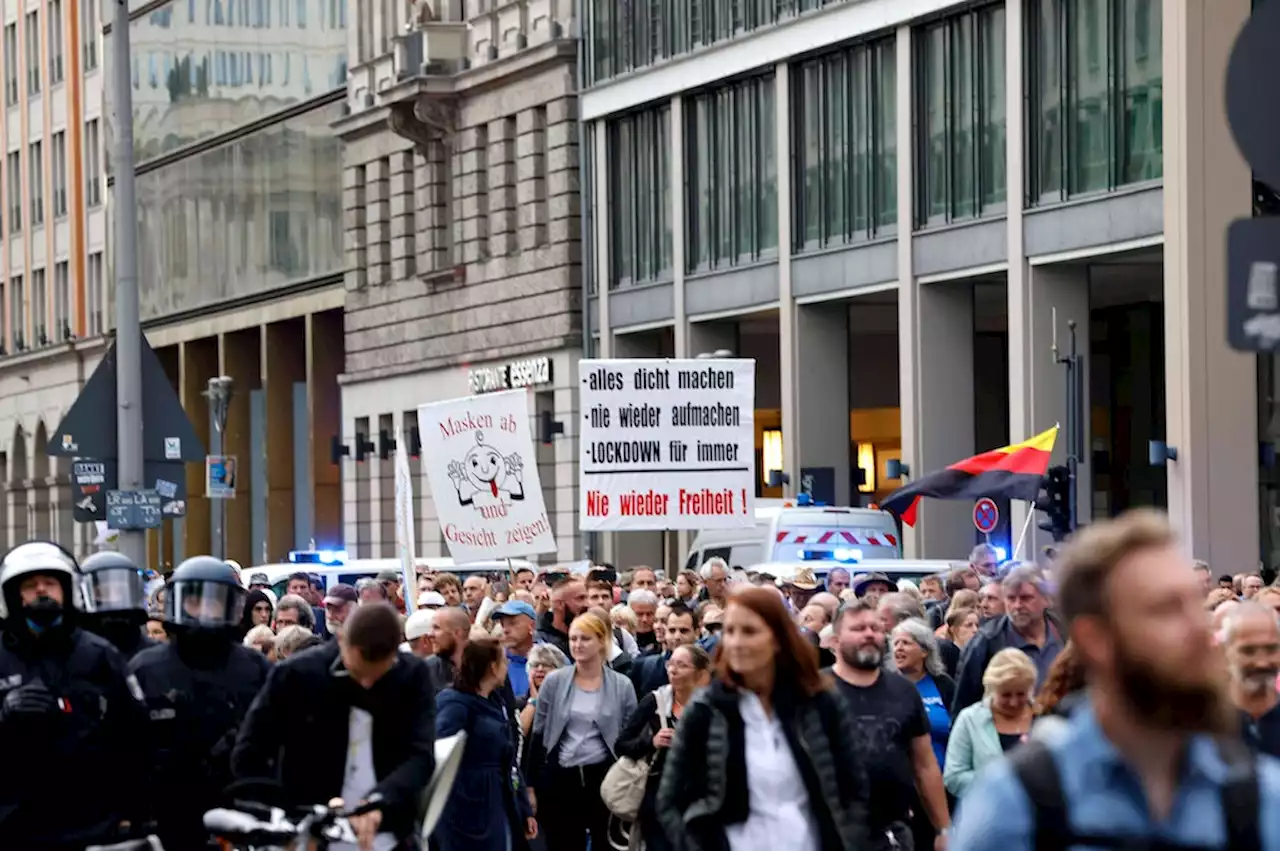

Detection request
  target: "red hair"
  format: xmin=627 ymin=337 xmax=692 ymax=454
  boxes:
xmin=714 ymin=586 xmax=827 ymax=697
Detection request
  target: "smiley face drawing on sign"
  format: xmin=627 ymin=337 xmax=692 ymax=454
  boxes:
xmin=447 ymin=431 xmax=526 ymax=517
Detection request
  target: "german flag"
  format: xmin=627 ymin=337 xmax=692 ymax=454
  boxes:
xmin=882 ymin=426 xmax=1059 ymax=527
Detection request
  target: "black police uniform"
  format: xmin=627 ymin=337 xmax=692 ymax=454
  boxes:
xmin=129 ymin=556 xmax=271 ymax=850
xmin=0 ymin=545 xmax=147 ymax=850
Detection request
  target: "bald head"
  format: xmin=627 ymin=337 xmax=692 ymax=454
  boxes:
xmin=809 ymin=592 xmax=840 ymax=619
xmin=1213 ymin=599 xmax=1241 ymax=634
xmin=434 ymin=607 xmax=471 ymax=633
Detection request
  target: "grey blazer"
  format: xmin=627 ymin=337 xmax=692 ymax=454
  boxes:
xmin=531 ymin=665 xmax=638 ymax=758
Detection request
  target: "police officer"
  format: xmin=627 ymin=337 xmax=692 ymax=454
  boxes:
xmin=0 ymin=541 xmax=146 ymax=850
xmin=79 ymin=551 xmax=157 ymax=659
xmin=130 ymin=555 xmax=270 ymax=849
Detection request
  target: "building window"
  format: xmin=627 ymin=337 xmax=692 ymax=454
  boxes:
xmin=1027 ymin=0 xmax=1161 ymax=202
xmin=52 ymin=131 xmax=66 ymax=217
xmin=87 ymin=252 xmax=104 ymax=335
xmin=684 ymin=73 xmax=777 ymax=273
xmin=31 ymin=268 xmax=46 ymax=345
xmin=792 ymin=36 xmax=897 ymax=251
xmin=3 ymin=24 xmax=16 ymax=106
xmin=29 ymin=141 xmax=43 ymax=227
xmin=48 ymin=0 xmax=64 ymax=84
xmin=85 ymin=119 xmax=102 ymax=207
xmin=10 ymin=274 xmax=23 ymax=350
xmin=54 ymin=261 xmax=69 ymax=340
xmin=82 ymin=0 xmax=98 ymax=70
xmin=607 ymin=104 xmax=672 ymax=289
xmin=7 ymin=152 xmax=21 ymax=233
xmin=914 ymin=4 xmax=1006 ymax=227
xmin=25 ymin=11 xmax=40 ymax=95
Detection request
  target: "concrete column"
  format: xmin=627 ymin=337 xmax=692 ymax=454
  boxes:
xmin=389 ymin=150 xmax=418 ymax=281
xmin=7 ymin=486 xmax=27 ymax=545
xmin=517 ymin=107 xmax=549 ymax=250
xmin=594 ymin=123 xmax=611 ymax=358
xmin=776 ymin=63 xmax=798 ymax=499
xmin=489 ymin=117 xmax=517 ymax=256
xmin=50 ymin=476 xmax=73 ymax=551
xmin=342 ymin=415 xmax=360 ymax=556
xmin=671 ymin=96 xmax=688 ymax=359
xmin=263 ymin=319 xmax=306 ymax=562
xmin=797 ymin=305 xmax=851 ymax=504
xmin=366 ymin=157 xmax=392 ymax=285
xmin=377 ymin=413 xmax=397 ymax=557
xmin=1005 ymin=0 xmax=1032 ymax=539
xmin=180 ymin=338 xmax=217 ymax=557
xmin=27 ymin=480 xmax=49 ymax=539
xmin=353 ymin=417 xmax=373 ymax=558
xmin=914 ymin=283 xmax=976 ymax=556
xmin=221 ymin=328 xmax=262 ymax=568
xmin=1163 ymin=0 xmax=1258 ymax=566
xmin=308 ymin=310 xmax=343 ymax=549
xmin=553 ymin=353 xmax=582 ymax=560
xmin=895 ymin=24 xmax=922 ymax=555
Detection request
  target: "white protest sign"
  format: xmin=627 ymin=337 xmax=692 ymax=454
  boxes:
xmin=579 ymin=358 xmax=756 ymax=531
xmin=419 ymin=389 xmax=557 ymax=562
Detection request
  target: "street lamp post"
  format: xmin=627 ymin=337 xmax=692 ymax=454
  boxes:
xmin=205 ymin=376 xmax=233 ymax=560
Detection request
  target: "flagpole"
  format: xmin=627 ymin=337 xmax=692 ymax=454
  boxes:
xmin=1013 ymin=504 xmax=1037 ymax=562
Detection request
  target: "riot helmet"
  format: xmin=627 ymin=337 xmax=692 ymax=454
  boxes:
xmin=0 ymin=541 xmax=79 ymax=631
xmin=165 ymin=555 xmax=246 ymax=630
xmin=80 ymin=551 xmax=147 ymax=616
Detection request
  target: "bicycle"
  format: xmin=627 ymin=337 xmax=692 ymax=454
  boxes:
xmin=203 ymin=793 xmax=384 ymax=851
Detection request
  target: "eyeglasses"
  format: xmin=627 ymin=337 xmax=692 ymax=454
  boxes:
xmin=704 ymin=623 xmax=723 ymax=633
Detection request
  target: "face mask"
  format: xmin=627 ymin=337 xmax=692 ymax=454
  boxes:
xmin=23 ymin=597 xmax=64 ymax=633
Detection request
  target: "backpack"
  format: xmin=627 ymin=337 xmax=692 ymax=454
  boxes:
xmin=600 ymin=686 xmax=674 ymax=822
xmin=1009 ymin=737 xmax=1261 ymax=851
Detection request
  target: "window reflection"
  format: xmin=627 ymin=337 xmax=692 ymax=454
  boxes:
xmin=135 ymin=102 xmax=343 ymax=320
xmin=105 ymin=0 xmax=346 ymax=167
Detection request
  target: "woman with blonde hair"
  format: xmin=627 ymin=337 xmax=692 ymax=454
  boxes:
xmin=942 ymin=647 xmax=1037 ymax=798
xmin=528 ymin=612 xmax=637 ymax=850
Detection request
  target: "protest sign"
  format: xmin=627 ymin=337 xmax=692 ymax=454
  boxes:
xmin=419 ymin=389 xmax=557 ymax=562
xmin=579 ymin=358 xmax=756 ymax=531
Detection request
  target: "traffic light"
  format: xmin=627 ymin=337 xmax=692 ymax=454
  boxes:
xmin=1037 ymin=465 xmax=1072 ymax=542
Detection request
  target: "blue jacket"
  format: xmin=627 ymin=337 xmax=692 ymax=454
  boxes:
xmin=434 ymin=689 xmax=532 ymax=851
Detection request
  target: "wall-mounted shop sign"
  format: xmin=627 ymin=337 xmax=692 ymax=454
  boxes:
xmin=468 ymin=357 xmax=554 ymax=395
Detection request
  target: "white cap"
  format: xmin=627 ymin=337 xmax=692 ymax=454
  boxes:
xmin=417 ymin=591 xmax=446 ymax=608
xmin=404 ymin=609 xmax=435 ymax=640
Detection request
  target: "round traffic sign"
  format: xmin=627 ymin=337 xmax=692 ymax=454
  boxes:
xmin=1226 ymin=0 xmax=1280 ymax=192
xmin=973 ymin=498 xmax=999 ymax=534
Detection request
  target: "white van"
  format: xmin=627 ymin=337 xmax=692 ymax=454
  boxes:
xmin=685 ymin=497 xmax=902 ymax=571
xmin=245 ymin=552 xmax=539 ymax=598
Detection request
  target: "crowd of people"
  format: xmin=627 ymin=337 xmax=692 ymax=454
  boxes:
xmin=8 ymin=507 xmax=1280 ymax=850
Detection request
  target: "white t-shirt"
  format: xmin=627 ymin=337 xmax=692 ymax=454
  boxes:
xmin=724 ymin=692 xmax=821 ymax=851
xmin=331 ymin=707 xmax=398 ymax=851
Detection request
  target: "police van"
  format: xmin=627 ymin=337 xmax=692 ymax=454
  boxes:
xmin=244 ymin=550 xmax=539 ymax=598
xmin=685 ymin=495 xmax=902 ymax=571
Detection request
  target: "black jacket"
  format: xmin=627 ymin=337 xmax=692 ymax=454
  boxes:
xmin=631 ymin=650 xmax=671 ymax=696
xmin=534 ymin=612 xmax=570 ymax=657
xmin=424 ymin=653 xmax=457 ymax=695
xmin=232 ymin=640 xmax=437 ymax=840
xmin=0 ymin=625 xmax=146 ymax=849
xmin=951 ymin=611 xmax=1065 ymax=714
xmin=130 ymin=636 xmax=271 ymax=849
xmin=657 ymin=678 xmax=869 ymax=851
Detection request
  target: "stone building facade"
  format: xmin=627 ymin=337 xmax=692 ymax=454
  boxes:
xmin=335 ymin=3 xmax=583 ymax=561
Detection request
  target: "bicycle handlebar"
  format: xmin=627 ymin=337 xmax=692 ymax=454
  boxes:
xmin=204 ymin=793 xmax=384 ymax=844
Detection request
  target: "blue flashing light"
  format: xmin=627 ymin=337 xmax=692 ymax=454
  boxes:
xmin=992 ymin=546 xmax=1008 ymax=561
xmin=797 ymin=548 xmax=863 ymax=563
xmin=796 ymin=493 xmax=813 ymax=506
xmin=288 ymin=549 xmax=348 ymax=565
xmin=832 ymin=548 xmax=864 ymax=563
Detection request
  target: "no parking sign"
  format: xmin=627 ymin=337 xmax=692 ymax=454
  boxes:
xmin=973 ymin=498 xmax=999 ymax=535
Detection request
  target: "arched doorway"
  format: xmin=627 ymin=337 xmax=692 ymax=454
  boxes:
xmin=9 ymin=424 xmax=28 ymax=544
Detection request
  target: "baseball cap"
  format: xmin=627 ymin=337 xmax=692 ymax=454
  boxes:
xmin=377 ymin=569 xmax=401 ymax=583
xmin=324 ymin=583 xmax=358 ymax=606
xmin=416 ymin=591 xmax=446 ymax=608
xmin=404 ymin=609 xmax=434 ymax=640
xmin=492 ymin=600 xmax=536 ymax=621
